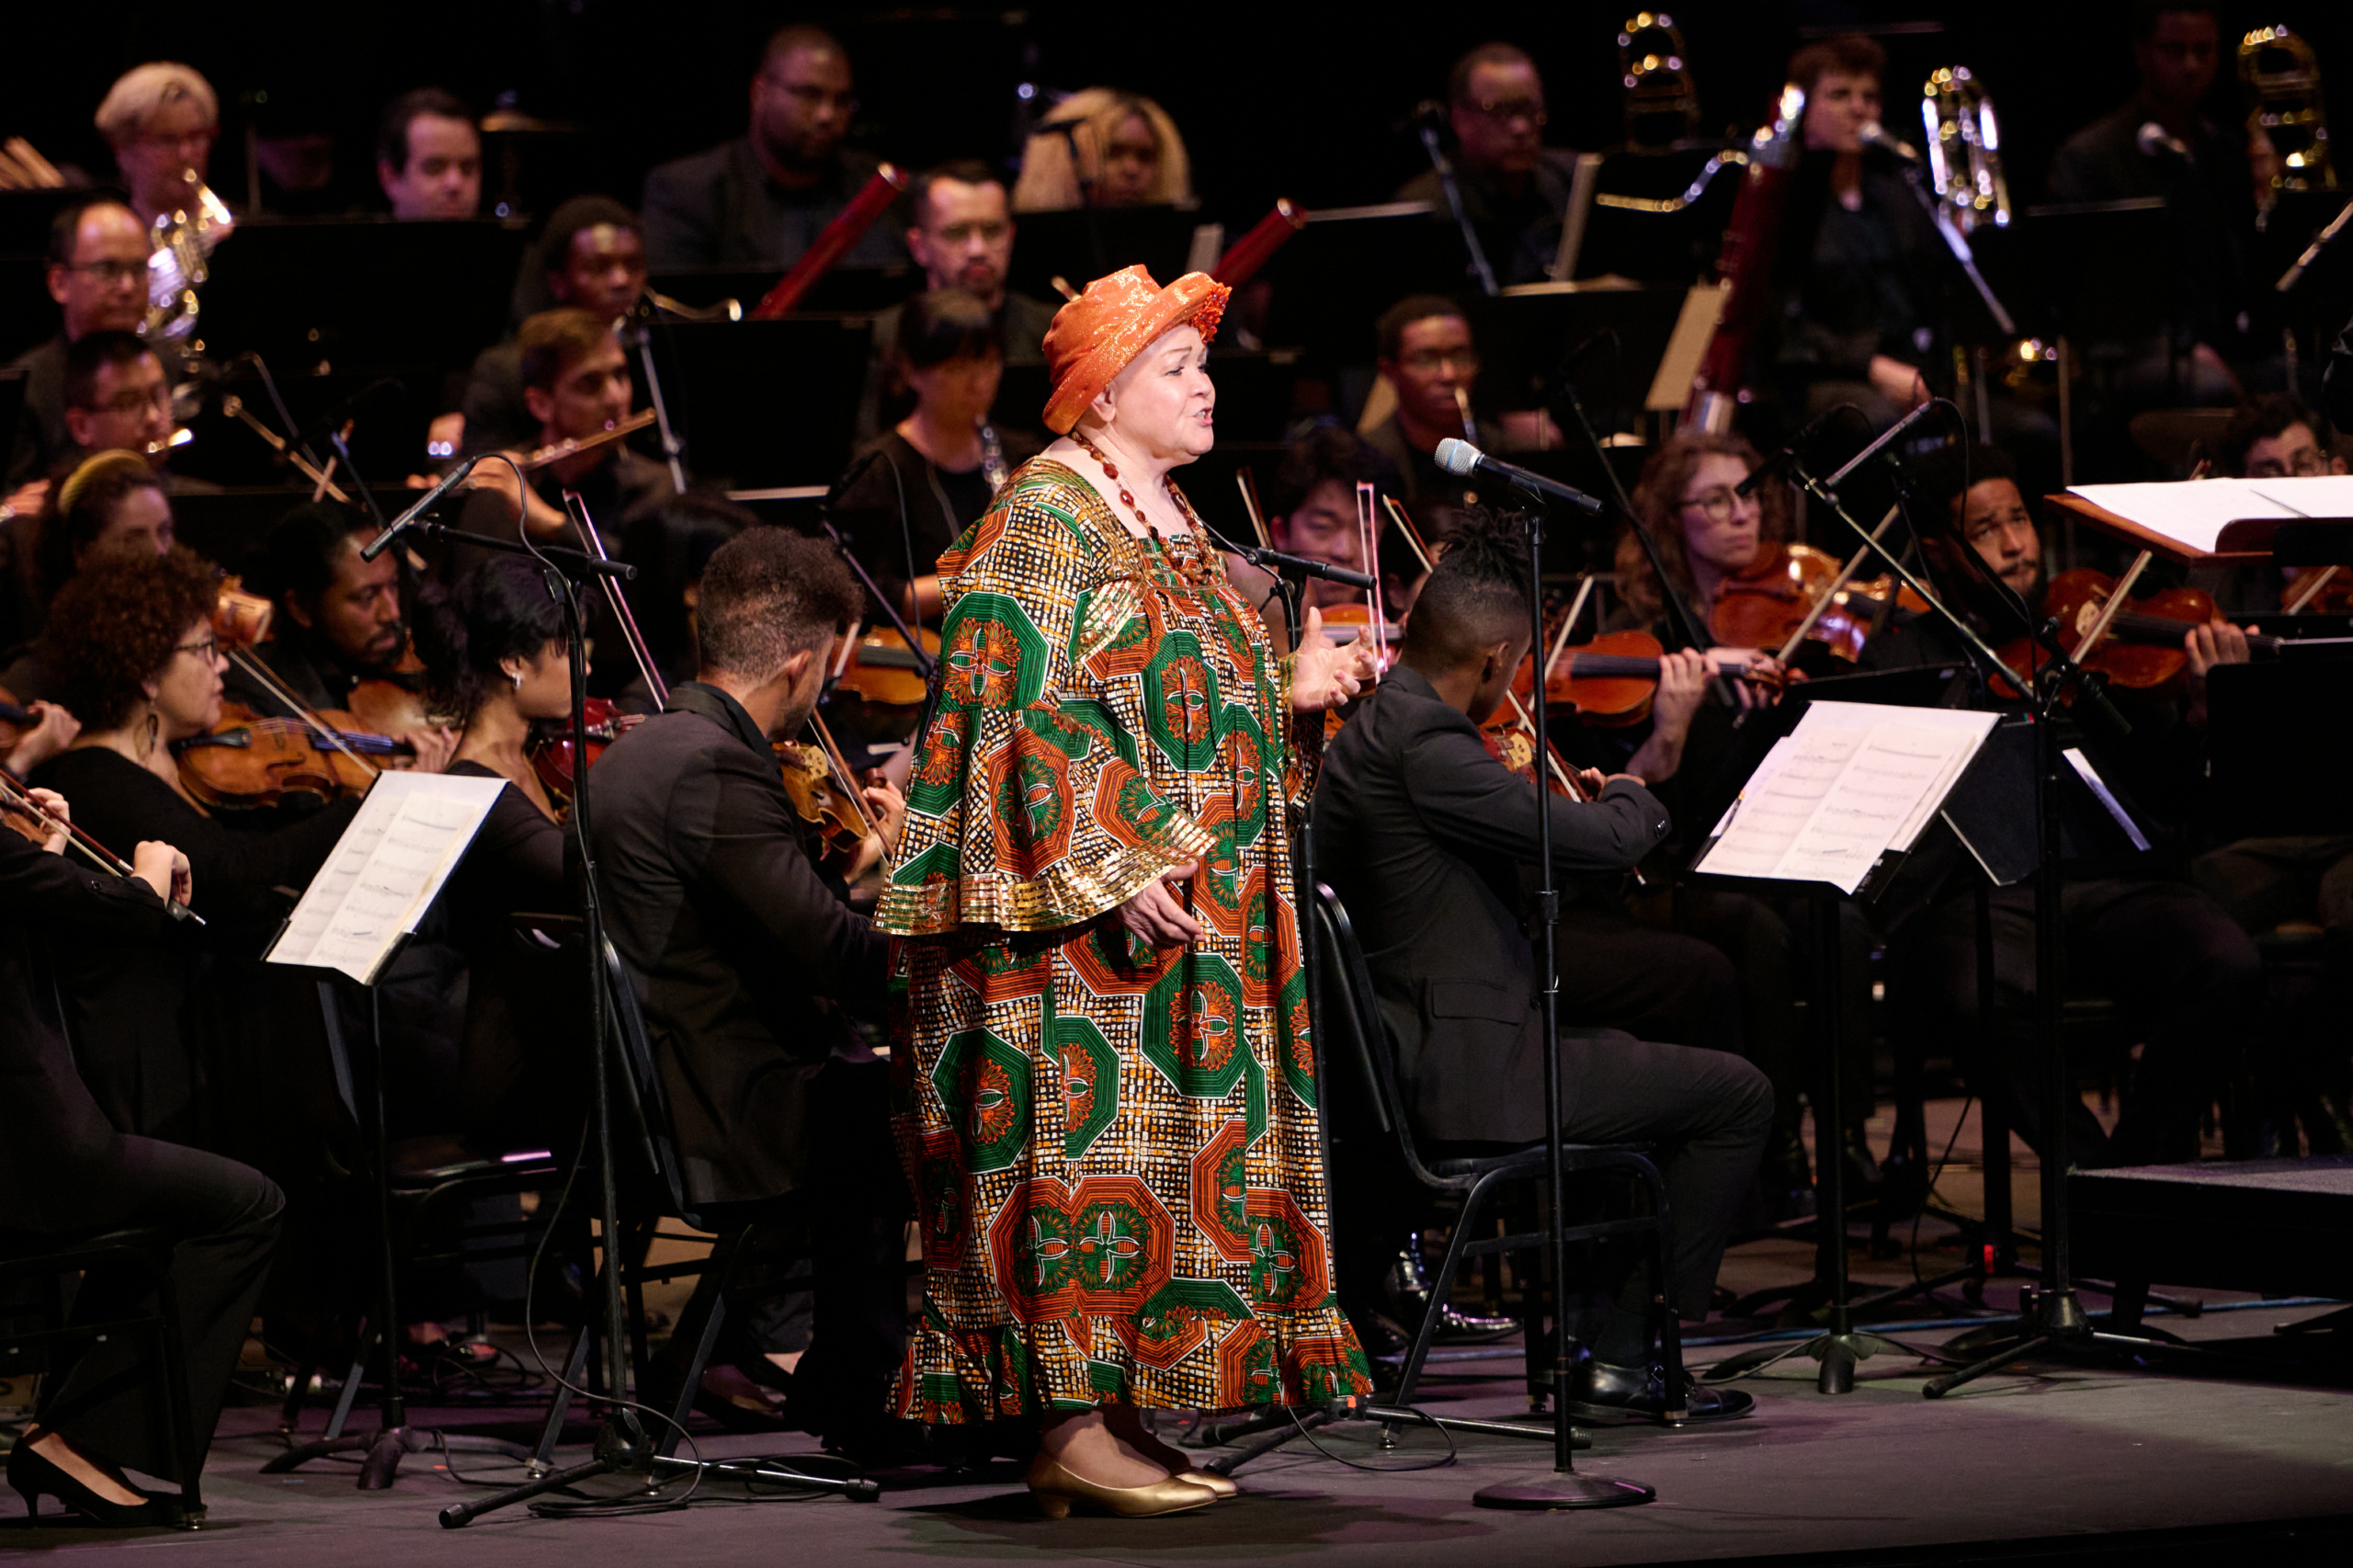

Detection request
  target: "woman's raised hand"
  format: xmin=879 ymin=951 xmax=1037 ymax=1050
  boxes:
xmin=1289 ymin=607 xmax=1380 ymax=713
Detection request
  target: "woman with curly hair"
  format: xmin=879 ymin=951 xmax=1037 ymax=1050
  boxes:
xmin=29 ymin=546 xmax=358 ymax=1142
xmin=1615 ymin=427 xmax=1792 ymax=639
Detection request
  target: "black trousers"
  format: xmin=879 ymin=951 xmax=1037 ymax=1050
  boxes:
xmin=1551 ymin=1028 xmax=1774 ymax=1358
xmin=34 ymin=1137 xmax=282 ymax=1483
xmin=1896 ymin=877 xmax=2263 ymax=1167
xmin=1552 ymin=903 xmax=1745 ymax=1057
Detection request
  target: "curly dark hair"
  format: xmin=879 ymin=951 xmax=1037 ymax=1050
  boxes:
xmin=412 ymin=555 xmax=569 ymax=727
xmin=697 ymin=526 xmax=862 ymax=682
xmin=43 ymin=544 xmax=219 ymax=733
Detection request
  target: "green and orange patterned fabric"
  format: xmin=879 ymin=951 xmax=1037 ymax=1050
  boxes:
xmin=877 ymin=459 xmax=1371 ymax=1417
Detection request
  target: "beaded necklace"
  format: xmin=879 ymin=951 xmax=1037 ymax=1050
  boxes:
xmin=1070 ymin=430 xmax=1211 ymax=587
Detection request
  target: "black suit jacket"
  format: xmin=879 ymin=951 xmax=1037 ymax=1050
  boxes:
xmin=584 ymin=682 xmax=888 ymax=1205
xmin=1314 ymin=666 xmax=1671 ymax=1143
xmin=0 ymin=832 xmax=182 ymax=1229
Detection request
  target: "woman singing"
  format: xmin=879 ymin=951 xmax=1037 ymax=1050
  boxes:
xmin=878 ymin=267 xmax=1376 ymax=1517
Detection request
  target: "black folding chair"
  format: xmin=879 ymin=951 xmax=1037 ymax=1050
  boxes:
xmin=1313 ymin=884 xmax=1686 ymax=1423
xmin=0 ymin=1226 xmax=202 ymax=1521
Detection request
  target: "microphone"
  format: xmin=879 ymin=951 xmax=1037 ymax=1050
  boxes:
xmin=1225 ymin=540 xmax=1376 ymax=589
xmin=1736 ymin=407 xmax=1840 ymax=497
xmin=1858 ymin=121 xmax=1921 ymax=163
xmin=360 ymin=454 xmax=485 ymax=562
xmin=1433 ymin=438 xmax=1603 ymax=514
xmin=1824 ymin=397 xmax=1942 ymax=488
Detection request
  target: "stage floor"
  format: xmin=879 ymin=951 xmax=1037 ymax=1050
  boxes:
xmin=10 ymin=1096 xmax=2353 ymax=1564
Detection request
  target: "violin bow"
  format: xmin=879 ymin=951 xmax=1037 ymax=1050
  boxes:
xmin=1381 ymin=495 xmax=1435 ymax=574
xmin=0 ymin=772 xmax=204 ymax=924
xmin=560 ymin=491 xmax=668 ymax=709
xmin=805 ymin=712 xmax=877 ymax=841
xmin=1502 ymin=690 xmax=1588 ymax=801
xmin=1354 ymin=482 xmax=1388 ymax=668
xmin=1545 ymin=575 xmax=1597 ymax=683
xmin=1234 ymin=469 xmax=1273 ymax=551
xmin=1769 ymin=503 xmax=1904 ymax=666
xmin=223 ymin=646 xmax=384 ymax=779
xmin=2070 ymin=550 xmax=2154 ymax=667
xmin=2283 ymin=563 xmax=2340 ymax=615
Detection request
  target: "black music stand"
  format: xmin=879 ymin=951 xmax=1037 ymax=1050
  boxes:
xmin=1004 ymin=205 xmax=1200 ymax=302
xmin=640 ymin=317 xmax=870 ymax=489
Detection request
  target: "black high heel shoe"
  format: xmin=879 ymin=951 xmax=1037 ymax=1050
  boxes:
xmin=6 ymin=1439 xmax=182 ymax=1528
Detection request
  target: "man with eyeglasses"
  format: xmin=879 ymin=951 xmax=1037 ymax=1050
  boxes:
xmin=54 ymin=333 xmax=210 ymax=495
xmin=1393 ymin=41 xmax=1581 ymax=286
xmin=1360 ymin=295 xmax=1509 ymax=507
xmin=1861 ymin=441 xmax=2265 ymax=1170
xmin=856 ymin=161 xmax=1054 ymax=441
xmin=641 ymin=24 xmax=906 ymax=270
xmin=5 ymin=197 xmax=153 ymax=501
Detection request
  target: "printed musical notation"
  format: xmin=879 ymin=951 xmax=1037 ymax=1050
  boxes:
xmin=267 ymin=772 xmax=506 ymax=983
xmin=1696 ymin=701 xmax=1996 ymax=894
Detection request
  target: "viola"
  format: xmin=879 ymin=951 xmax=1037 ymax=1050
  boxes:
xmin=1991 ymin=568 xmax=2279 ymax=699
xmin=833 ymin=626 xmax=942 ymax=709
xmin=777 ymin=739 xmax=871 ymax=862
xmin=1710 ymin=541 xmax=1927 ymax=665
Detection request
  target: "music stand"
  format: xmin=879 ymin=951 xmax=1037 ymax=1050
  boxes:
xmin=1004 ymin=205 xmax=1200 ymax=303
xmin=640 ymin=317 xmax=871 ymax=489
xmin=192 ymin=217 xmax=526 ymax=374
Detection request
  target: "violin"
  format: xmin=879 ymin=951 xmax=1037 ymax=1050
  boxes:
xmin=1710 ymin=540 xmax=1927 ymax=665
xmin=1991 ymin=564 xmax=2281 ymax=700
xmin=175 ymin=699 xmax=414 ymax=808
xmin=777 ymin=714 xmax=877 ymax=868
xmin=529 ymin=696 xmax=641 ymax=810
xmin=1526 ymin=629 xmax=1777 ymax=727
xmin=833 ymin=626 xmax=942 ymax=709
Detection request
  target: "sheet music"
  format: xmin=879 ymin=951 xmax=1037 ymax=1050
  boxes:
xmin=267 ymin=771 xmax=506 ymax=983
xmin=2067 ymin=475 xmax=2353 ymax=556
xmin=1695 ymin=702 xmax=1996 ymax=894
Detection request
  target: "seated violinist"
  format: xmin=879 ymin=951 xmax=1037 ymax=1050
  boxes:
xmin=0 ymin=450 xmax=175 ymax=769
xmin=1315 ymin=510 xmax=1768 ymax=1419
xmin=584 ymin=527 xmax=907 ymax=1441
xmin=1862 ymin=441 xmax=2266 ymax=1166
xmin=411 ymin=558 xmax=577 ymax=1151
xmin=31 ymin=548 xmax=364 ymax=1142
xmin=230 ymin=503 xmax=456 ymax=770
xmin=0 ymin=792 xmax=282 ymax=1529
xmin=1222 ymin=426 xmax=1405 ymax=651
xmin=457 ymin=307 xmax=682 ymax=566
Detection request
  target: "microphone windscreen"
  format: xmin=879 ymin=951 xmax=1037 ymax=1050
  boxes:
xmin=1434 ymin=437 xmax=1479 ymax=477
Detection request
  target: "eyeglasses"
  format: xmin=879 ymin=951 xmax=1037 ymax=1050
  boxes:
xmin=2247 ymin=448 xmax=2332 ymax=480
xmin=68 ymin=259 xmax=150 ymax=284
xmin=1677 ymin=486 xmax=1747 ymax=524
xmin=175 ymin=636 xmax=220 ymax=661
xmin=1398 ymin=348 xmax=1479 ymax=375
xmin=84 ymin=385 xmax=171 ymax=416
xmin=1468 ymin=97 xmax=1548 ymax=127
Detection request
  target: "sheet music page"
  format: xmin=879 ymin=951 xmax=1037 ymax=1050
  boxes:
xmin=267 ymin=772 xmax=506 ymax=983
xmin=1696 ymin=703 xmax=1995 ymax=893
xmin=2066 ymin=480 xmax=2294 ymax=555
xmin=2245 ymin=474 xmax=2353 ymax=519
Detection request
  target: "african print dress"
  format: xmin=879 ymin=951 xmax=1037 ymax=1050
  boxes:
xmin=875 ymin=458 xmax=1373 ymax=1419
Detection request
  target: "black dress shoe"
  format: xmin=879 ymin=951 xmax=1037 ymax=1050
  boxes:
xmin=1563 ymin=1359 xmax=1755 ymax=1425
xmin=6 ymin=1440 xmax=184 ymax=1528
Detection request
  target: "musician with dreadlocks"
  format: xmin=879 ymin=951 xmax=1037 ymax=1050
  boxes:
xmin=1314 ymin=508 xmax=1770 ymax=1425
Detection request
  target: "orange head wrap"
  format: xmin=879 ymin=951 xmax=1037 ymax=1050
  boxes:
xmin=1040 ymin=265 xmax=1231 ymax=436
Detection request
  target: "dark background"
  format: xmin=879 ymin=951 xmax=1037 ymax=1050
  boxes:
xmin=8 ymin=1 xmax=2350 ymax=234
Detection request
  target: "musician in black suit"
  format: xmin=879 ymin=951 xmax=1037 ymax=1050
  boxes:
xmin=0 ymin=810 xmax=280 ymax=1527
xmin=1316 ymin=514 xmax=1768 ymax=1421
xmin=584 ymin=526 xmax=907 ymax=1437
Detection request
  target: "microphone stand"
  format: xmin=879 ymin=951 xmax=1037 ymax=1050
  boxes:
xmin=623 ymin=305 xmax=690 ymax=494
xmin=1414 ymin=108 xmax=1500 ymax=297
xmin=1472 ymin=496 xmax=1652 ymax=1509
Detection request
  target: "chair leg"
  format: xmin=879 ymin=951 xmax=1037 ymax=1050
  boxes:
xmin=1391 ymin=1180 xmax=1495 ymax=1414
xmin=152 ymin=1267 xmax=202 ymax=1517
xmin=1631 ymin=1156 xmax=1687 ymax=1419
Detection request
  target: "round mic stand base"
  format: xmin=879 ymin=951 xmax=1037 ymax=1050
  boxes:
xmin=1473 ymin=1472 xmax=1656 ymax=1511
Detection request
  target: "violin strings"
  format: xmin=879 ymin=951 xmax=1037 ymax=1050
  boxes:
xmin=224 ymin=648 xmax=384 ymax=778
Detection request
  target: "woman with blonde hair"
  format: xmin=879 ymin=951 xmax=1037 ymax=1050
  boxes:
xmin=1012 ymin=89 xmax=1192 ymax=212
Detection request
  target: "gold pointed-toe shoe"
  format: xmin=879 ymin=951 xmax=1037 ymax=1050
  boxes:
xmin=1026 ymin=1454 xmax=1220 ymax=1518
xmin=1173 ymin=1467 xmax=1238 ymax=1499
